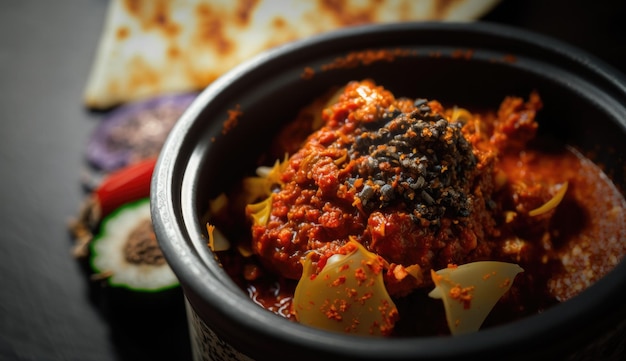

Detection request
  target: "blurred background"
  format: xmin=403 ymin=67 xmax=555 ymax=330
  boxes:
xmin=0 ymin=1 xmax=624 ymax=360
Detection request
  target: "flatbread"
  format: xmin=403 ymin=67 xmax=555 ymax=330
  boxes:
xmin=84 ymin=0 xmax=499 ymax=109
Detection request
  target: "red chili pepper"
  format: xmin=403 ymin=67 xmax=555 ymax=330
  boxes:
xmin=94 ymin=157 xmax=157 ymax=218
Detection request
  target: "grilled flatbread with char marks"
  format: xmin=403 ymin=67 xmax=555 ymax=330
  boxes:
xmin=84 ymin=0 xmax=499 ymax=109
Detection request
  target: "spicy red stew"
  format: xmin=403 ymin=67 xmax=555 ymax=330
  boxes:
xmin=209 ymin=79 xmax=626 ymax=336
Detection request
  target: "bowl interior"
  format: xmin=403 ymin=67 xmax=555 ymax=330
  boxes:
xmin=190 ymin=29 xmax=626 ymax=207
xmin=154 ymin=22 xmax=626 ymax=360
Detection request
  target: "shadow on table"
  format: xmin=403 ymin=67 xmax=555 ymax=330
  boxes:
xmin=80 ymin=259 xmax=192 ymax=361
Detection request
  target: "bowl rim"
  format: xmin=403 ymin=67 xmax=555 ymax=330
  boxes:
xmin=152 ymin=21 xmax=626 ymax=359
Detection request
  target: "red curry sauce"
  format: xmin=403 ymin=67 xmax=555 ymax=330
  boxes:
xmin=212 ymin=80 xmax=626 ymax=336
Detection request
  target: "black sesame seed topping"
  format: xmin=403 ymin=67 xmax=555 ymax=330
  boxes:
xmin=348 ymin=101 xmax=476 ymax=225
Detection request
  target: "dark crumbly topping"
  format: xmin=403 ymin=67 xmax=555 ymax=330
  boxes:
xmin=347 ymin=100 xmax=476 ymax=225
xmin=124 ymin=219 xmax=166 ymax=265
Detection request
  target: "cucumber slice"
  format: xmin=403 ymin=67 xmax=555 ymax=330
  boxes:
xmin=90 ymin=198 xmax=179 ymax=292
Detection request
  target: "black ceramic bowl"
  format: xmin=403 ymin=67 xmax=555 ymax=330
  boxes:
xmin=151 ymin=22 xmax=626 ymax=360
